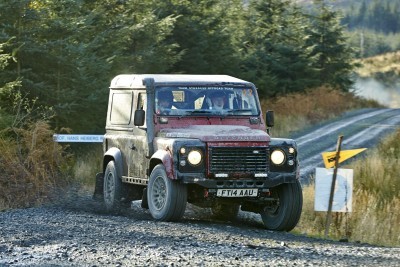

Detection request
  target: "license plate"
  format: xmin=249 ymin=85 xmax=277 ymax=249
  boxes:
xmin=216 ymin=188 xmax=258 ymax=197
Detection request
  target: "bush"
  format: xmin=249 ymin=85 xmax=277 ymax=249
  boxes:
xmin=0 ymin=121 xmax=73 ymax=210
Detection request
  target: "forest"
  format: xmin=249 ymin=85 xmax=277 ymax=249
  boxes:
xmin=0 ymin=0 xmax=354 ymax=133
xmin=342 ymin=0 xmax=400 ymax=34
xmin=340 ymin=0 xmax=400 ymax=58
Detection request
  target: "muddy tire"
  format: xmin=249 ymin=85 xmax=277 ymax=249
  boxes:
xmin=211 ymin=202 xmax=240 ymax=221
xmin=260 ymin=180 xmax=303 ymax=231
xmin=103 ymin=161 xmax=123 ymax=212
xmin=147 ymin=164 xmax=187 ymax=221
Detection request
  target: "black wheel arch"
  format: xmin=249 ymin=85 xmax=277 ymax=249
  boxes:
xmin=149 ymin=158 xmax=163 ymax=176
xmin=103 ymin=147 xmax=123 ymax=176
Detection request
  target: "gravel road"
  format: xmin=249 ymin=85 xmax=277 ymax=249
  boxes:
xmin=1 ymin=108 xmax=399 ymax=266
xmin=1 ymin=192 xmax=399 ymax=267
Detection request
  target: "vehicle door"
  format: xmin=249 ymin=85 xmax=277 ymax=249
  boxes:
xmin=127 ymin=91 xmax=149 ymax=181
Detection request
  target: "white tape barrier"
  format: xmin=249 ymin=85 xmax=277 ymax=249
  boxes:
xmin=53 ymin=134 xmax=104 ymax=143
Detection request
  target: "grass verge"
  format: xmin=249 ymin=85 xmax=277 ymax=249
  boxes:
xmin=296 ymin=129 xmax=400 ymax=247
xmin=260 ymin=86 xmax=381 ymax=137
xmin=72 ymin=145 xmax=103 ymax=190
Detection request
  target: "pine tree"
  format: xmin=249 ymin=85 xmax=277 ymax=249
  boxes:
xmin=0 ymin=0 xmax=101 ymax=131
xmin=305 ymin=0 xmax=355 ymax=91
xmin=154 ymin=0 xmax=242 ymax=75
xmin=0 ymin=40 xmax=21 ymax=130
xmin=241 ymin=0 xmax=317 ymax=96
xmin=0 ymin=0 xmax=182 ymax=132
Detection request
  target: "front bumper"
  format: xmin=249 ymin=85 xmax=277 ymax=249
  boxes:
xmin=177 ymin=171 xmax=298 ymax=189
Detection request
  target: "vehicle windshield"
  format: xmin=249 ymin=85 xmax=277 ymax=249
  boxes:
xmin=155 ymin=86 xmax=260 ymax=116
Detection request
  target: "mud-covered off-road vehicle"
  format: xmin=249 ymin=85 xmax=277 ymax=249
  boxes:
xmin=94 ymin=74 xmax=302 ymax=231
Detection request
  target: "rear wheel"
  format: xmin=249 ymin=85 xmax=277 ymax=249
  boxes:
xmin=103 ymin=161 xmax=123 ymax=212
xmin=260 ymin=180 xmax=303 ymax=231
xmin=147 ymin=164 xmax=187 ymax=221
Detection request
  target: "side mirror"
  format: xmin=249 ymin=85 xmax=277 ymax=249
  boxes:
xmin=266 ymin=110 xmax=274 ymax=127
xmin=134 ymin=109 xmax=145 ymax=126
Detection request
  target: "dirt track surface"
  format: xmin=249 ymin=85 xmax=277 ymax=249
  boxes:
xmin=1 ymin=194 xmax=400 ymax=267
xmin=1 ymin=108 xmax=400 ymax=266
xmin=296 ymin=108 xmax=400 ymax=182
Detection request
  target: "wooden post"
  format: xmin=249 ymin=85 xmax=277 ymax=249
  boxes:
xmin=324 ymin=135 xmax=344 ymax=238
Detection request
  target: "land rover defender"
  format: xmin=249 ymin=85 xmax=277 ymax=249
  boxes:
xmin=94 ymin=74 xmax=302 ymax=231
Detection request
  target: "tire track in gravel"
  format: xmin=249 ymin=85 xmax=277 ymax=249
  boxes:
xmin=1 ymin=196 xmax=399 ymax=267
xmin=295 ymin=108 xmax=400 ymax=183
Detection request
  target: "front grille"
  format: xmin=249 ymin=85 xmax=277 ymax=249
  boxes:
xmin=209 ymin=146 xmax=269 ymax=174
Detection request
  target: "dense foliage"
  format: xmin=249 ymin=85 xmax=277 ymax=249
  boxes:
xmin=1 ymin=40 xmax=72 ymax=210
xmin=0 ymin=0 xmax=355 ymax=133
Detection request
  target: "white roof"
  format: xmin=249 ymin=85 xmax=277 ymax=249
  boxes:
xmin=110 ymin=74 xmax=251 ymax=88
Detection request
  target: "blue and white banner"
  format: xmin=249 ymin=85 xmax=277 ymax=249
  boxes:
xmin=53 ymin=134 xmax=104 ymax=143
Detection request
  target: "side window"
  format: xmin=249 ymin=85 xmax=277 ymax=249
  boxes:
xmin=137 ymin=92 xmax=147 ymax=127
xmin=110 ymin=92 xmax=133 ymax=125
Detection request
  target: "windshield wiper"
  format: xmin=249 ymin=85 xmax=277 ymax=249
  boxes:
xmin=186 ymin=109 xmax=254 ymax=116
xmin=226 ymin=109 xmax=254 ymax=114
xmin=187 ymin=110 xmax=214 ymax=114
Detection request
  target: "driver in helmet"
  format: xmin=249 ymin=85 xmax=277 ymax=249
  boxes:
xmin=210 ymin=91 xmax=226 ymax=110
xmin=157 ymin=90 xmax=174 ymax=114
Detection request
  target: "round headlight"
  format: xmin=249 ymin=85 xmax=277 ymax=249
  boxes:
xmin=187 ymin=150 xmax=202 ymax=166
xmin=271 ymin=150 xmax=286 ymax=165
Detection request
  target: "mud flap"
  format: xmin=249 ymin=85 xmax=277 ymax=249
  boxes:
xmin=141 ymin=187 xmax=149 ymax=209
xmin=93 ymin=172 xmax=104 ymax=200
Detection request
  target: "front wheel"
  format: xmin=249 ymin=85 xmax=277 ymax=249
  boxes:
xmin=260 ymin=180 xmax=303 ymax=231
xmin=147 ymin=164 xmax=187 ymax=221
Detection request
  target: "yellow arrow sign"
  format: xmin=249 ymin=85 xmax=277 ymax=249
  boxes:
xmin=322 ymin=148 xmax=367 ymax=168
